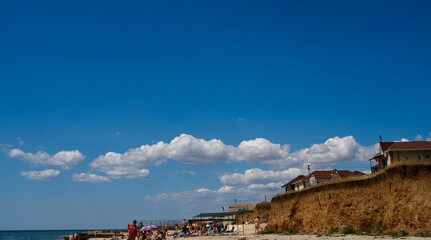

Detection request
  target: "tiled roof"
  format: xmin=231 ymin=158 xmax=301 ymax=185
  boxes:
xmin=380 ymin=142 xmax=394 ymax=151
xmin=281 ymin=175 xmax=305 ymax=187
xmin=371 ymin=141 xmax=431 ymax=159
xmin=306 ymin=170 xmax=365 ymax=180
xmin=306 ymin=170 xmax=336 ymax=180
xmin=384 ymin=141 xmax=431 ymax=151
xmin=281 ymin=170 xmax=365 ymax=188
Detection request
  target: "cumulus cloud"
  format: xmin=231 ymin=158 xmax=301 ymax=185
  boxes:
xmin=219 ymin=168 xmax=301 ymax=186
xmin=292 ymin=136 xmax=360 ymax=166
xmin=9 ymin=149 xmax=85 ymax=170
xmin=144 ymin=183 xmax=276 ymax=208
xmin=20 ymin=169 xmax=60 ymax=181
xmin=234 ymin=138 xmax=290 ymax=163
xmin=90 ymin=134 xmax=377 ymax=179
xmin=105 ymin=167 xmax=150 ymax=179
xmin=72 ymin=173 xmax=110 ymax=182
xmin=268 ymin=136 xmax=379 ymax=168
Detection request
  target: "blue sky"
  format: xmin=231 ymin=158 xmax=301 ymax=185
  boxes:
xmin=1 ymin=0 xmax=430 ymax=230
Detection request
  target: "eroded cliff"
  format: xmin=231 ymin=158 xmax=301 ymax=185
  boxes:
xmin=267 ymin=164 xmax=431 ymax=234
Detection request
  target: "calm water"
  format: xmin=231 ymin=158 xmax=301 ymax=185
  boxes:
xmin=0 ymin=230 xmax=89 ymax=240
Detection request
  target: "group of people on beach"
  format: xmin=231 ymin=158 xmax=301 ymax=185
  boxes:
xmin=125 ymin=220 xmax=171 ymax=240
xmin=68 ymin=232 xmax=80 ymax=240
xmin=104 ymin=216 xmax=263 ymax=240
xmin=123 ymin=217 xmax=259 ymax=240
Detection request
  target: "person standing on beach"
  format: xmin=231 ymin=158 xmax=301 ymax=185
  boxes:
xmin=181 ymin=219 xmax=187 ymax=237
xmin=254 ymin=216 xmax=260 ymax=236
xmin=128 ymin=220 xmax=138 ymax=240
xmin=174 ymin=223 xmax=178 ymax=238
xmin=69 ymin=233 xmax=75 ymax=240
xmin=163 ymin=223 xmax=168 ymax=238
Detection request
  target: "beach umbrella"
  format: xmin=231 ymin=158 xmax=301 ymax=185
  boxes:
xmin=140 ymin=224 xmax=158 ymax=231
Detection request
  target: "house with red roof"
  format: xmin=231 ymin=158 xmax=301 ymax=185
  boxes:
xmin=282 ymin=169 xmax=364 ymax=192
xmin=369 ymin=141 xmax=431 ymax=173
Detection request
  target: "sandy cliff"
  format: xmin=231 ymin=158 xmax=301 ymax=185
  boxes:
xmin=267 ymin=164 xmax=431 ymax=234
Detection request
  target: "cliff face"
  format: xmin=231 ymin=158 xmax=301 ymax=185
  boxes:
xmin=238 ymin=201 xmax=271 ymax=223
xmin=267 ymin=164 xmax=431 ymax=234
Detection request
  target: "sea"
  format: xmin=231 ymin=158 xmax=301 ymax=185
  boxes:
xmin=0 ymin=230 xmax=89 ymax=240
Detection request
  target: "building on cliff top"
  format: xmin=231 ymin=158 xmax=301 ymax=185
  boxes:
xmin=282 ymin=169 xmax=364 ymax=192
xmin=369 ymin=141 xmax=431 ymax=173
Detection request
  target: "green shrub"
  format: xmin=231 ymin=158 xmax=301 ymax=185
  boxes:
xmin=373 ymin=222 xmax=386 ymax=234
xmin=417 ymin=231 xmax=431 ymax=237
xmin=342 ymin=225 xmax=355 ymax=234
xmin=263 ymin=229 xmax=275 ymax=234
xmin=328 ymin=227 xmax=339 ymax=235
xmin=386 ymin=231 xmax=398 ymax=237
xmin=287 ymin=228 xmax=298 ymax=234
xmin=360 ymin=227 xmax=372 ymax=235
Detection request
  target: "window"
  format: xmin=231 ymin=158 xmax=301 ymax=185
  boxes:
xmin=417 ymin=155 xmax=424 ymax=159
xmin=404 ymin=155 xmax=409 ymax=160
xmin=425 ymin=155 xmax=431 ymax=159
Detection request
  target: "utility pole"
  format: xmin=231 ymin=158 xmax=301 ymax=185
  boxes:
xmin=307 ymin=164 xmax=312 ymax=175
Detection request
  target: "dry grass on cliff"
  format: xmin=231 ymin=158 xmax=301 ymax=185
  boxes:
xmin=268 ymin=163 xmax=431 ymax=234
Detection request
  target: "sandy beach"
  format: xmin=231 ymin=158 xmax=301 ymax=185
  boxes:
xmin=88 ymin=233 xmax=431 ymax=240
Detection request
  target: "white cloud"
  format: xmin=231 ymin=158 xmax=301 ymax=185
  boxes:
xmin=72 ymin=173 xmax=110 ymax=182
xmin=115 ymin=131 xmax=121 ymax=136
xmin=164 ymin=134 xmax=234 ymax=164
xmin=90 ymin=134 xmax=377 ymax=179
xmin=233 ymin=138 xmax=290 ymax=163
xmin=144 ymin=183 xmax=276 ymax=209
xmin=105 ymin=166 xmax=150 ymax=179
xmin=183 ymin=170 xmax=197 ymax=175
xmin=267 ymin=136 xmax=379 ymax=168
xmin=20 ymin=169 xmax=60 ymax=181
xmin=292 ymin=136 xmax=360 ymax=166
xmin=401 ymin=138 xmax=409 ymax=142
xmin=9 ymin=149 xmax=85 ymax=170
xmin=219 ymin=168 xmax=301 ymax=186
xmin=415 ymin=134 xmax=423 ymax=141
xmin=145 ymin=168 xmax=295 ymax=207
